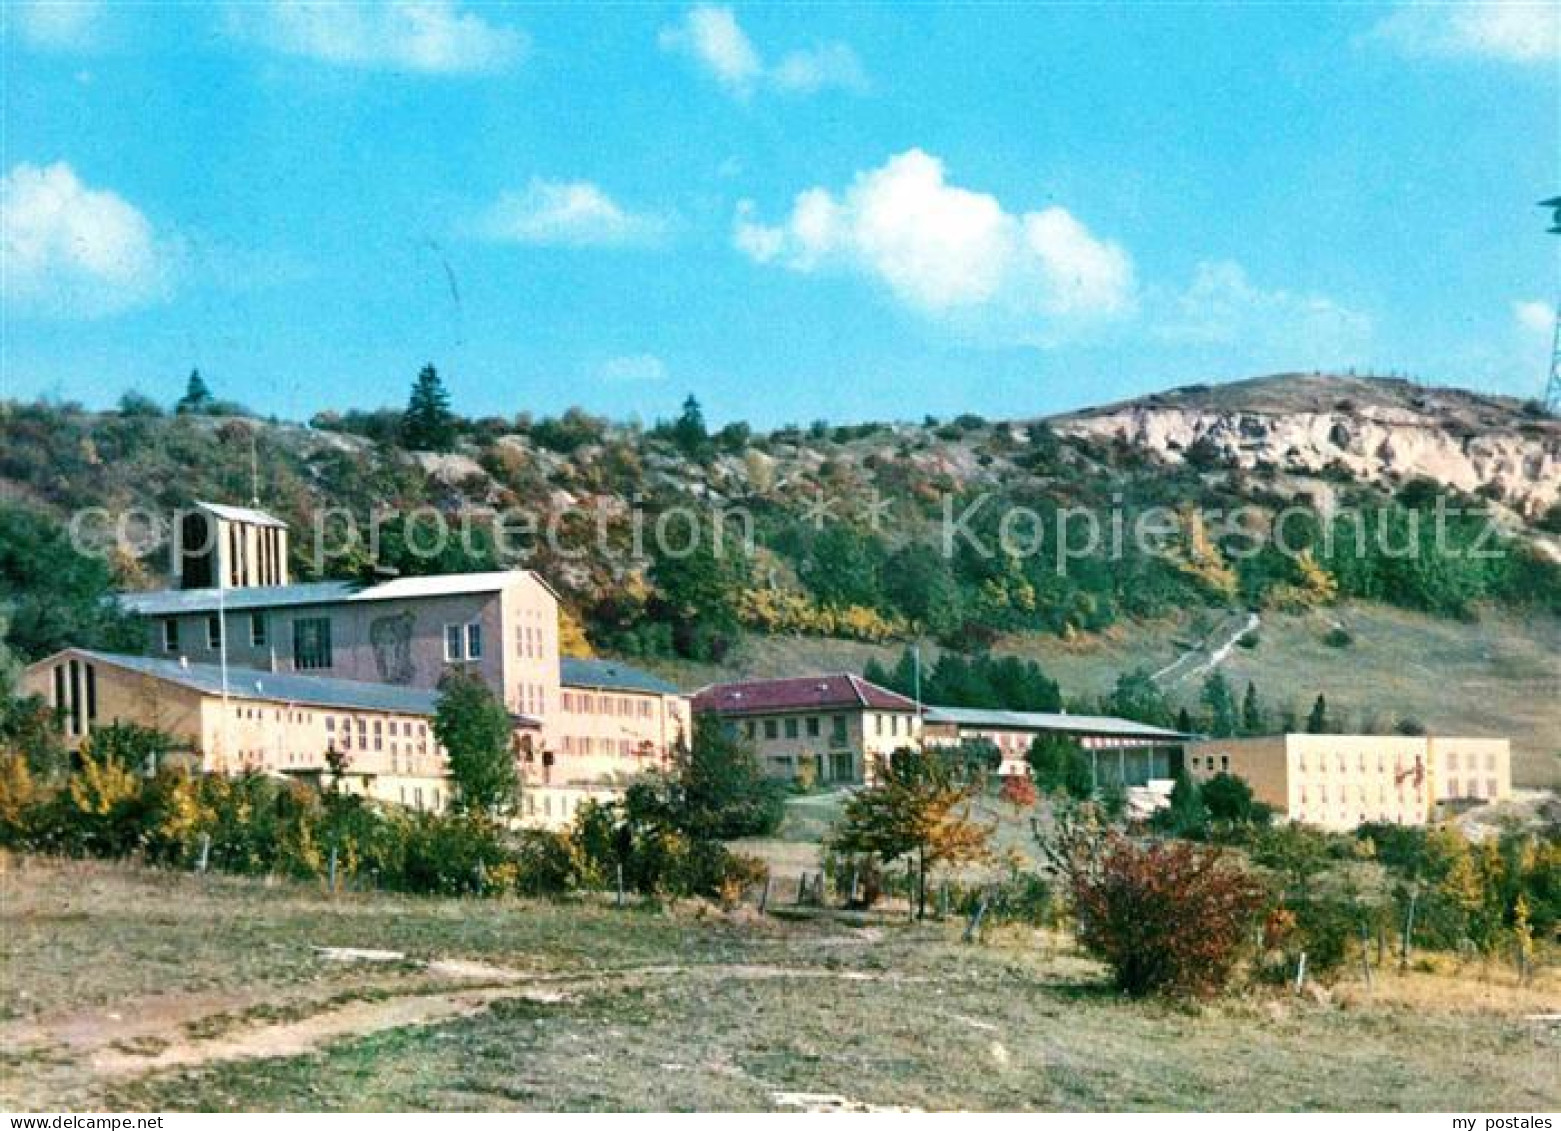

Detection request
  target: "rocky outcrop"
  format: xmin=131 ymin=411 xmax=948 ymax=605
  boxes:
xmin=1054 ymin=398 xmax=1561 ymax=518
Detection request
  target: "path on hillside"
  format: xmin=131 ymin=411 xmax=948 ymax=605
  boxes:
xmin=1150 ymin=611 xmax=1261 ymax=687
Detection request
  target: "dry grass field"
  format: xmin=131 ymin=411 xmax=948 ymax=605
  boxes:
xmin=2 ymin=856 xmax=1556 ymax=1112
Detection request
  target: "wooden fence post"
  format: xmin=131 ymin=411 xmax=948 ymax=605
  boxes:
xmin=1400 ymin=891 xmax=1418 ymax=973
xmin=962 ymin=891 xmax=990 ymax=943
xmin=848 ymin=868 xmax=859 ymax=907
xmin=197 ymin=833 xmax=211 ymax=875
xmin=1294 ymin=950 xmax=1308 ymax=996
xmin=615 ymin=863 xmax=625 ymax=909
xmin=759 ymin=875 xmax=772 ymax=914
xmin=328 ymin=846 xmax=338 ymax=895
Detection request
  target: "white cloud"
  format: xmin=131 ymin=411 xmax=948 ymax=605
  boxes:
xmin=734 ymin=149 xmax=1133 ymax=340
xmin=13 ymin=0 xmax=103 ymax=50
xmin=474 ymin=179 xmax=667 ymax=248
xmin=660 ymin=5 xmax=865 ymax=97
xmin=1514 ymin=298 xmax=1555 ymax=336
xmin=597 ymin=354 xmax=669 ymax=383
xmin=234 ymin=1 xmax=524 ymax=74
xmin=1370 ymin=2 xmax=1559 ymax=63
xmin=1155 ymin=260 xmax=1373 ymax=355
xmin=659 ymin=5 xmax=761 ymax=93
xmin=1 ymin=161 xmax=169 ymax=317
xmin=771 ymin=43 xmax=868 ymax=94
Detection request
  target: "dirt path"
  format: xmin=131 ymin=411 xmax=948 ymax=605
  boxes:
xmin=7 ymin=956 xmax=919 ymax=1090
xmin=90 ymin=983 xmax=558 ymax=1076
xmin=1152 ymin=611 xmax=1260 ymax=687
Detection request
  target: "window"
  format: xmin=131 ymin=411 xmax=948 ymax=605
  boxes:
xmin=162 ymin=619 xmax=179 ymax=652
xmin=831 ymin=715 xmax=848 ymax=744
xmin=785 ymin=718 xmax=799 ymax=739
xmin=876 ymin=715 xmax=884 ymax=736
xmin=807 ymin=716 xmax=820 ymax=738
xmin=293 ymin=617 xmax=332 ymax=670
xmin=764 ymin=719 xmax=779 ymax=740
xmin=444 ymin=625 xmax=464 ymax=662
xmin=743 ymin=720 xmax=755 ymax=739
xmin=250 ymin=612 xmax=268 ymax=647
xmin=466 ymin=623 xmax=483 ymax=660
xmin=207 ymin=614 xmax=222 ymax=649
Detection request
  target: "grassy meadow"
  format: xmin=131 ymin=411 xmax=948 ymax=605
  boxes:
xmin=2 ymin=856 xmax=1556 ymax=1112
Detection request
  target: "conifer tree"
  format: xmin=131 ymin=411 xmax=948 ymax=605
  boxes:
xmin=403 ymin=363 xmax=457 ymax=452
xmin=1306 ymin=693 xmax=1331 ymax=735
xmin=1201 ymin=671 xmax=1238 ymax=738
xmin=1241 ymin=681 xmax=1266 ymax=735
xmin=175 ymin=369 xmax=213 ymax=414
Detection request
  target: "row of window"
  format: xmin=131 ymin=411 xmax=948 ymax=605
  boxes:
xmin=1443 ymin=752 xmax=1501 ymax=772
xmin=744 ymin=714 xmax=851 ymax=745
xmin=517 ymin=683 xmax=548 ymax=717
xmin=1300 ymin=782 xmax=1421 ymax=805
xmin=231 ymin=523 xmax=285 ymax=587
xmin=1445 ymin=778 xmax=1501 ymax=800
xmin=872 ymin=713 xmax=914 ymax=739
xmin=164 ymin=612 xmax=272 ymax=653
xmin=1293 ymin=750 xmax=1477 ymax=774
xmin=523 ymin=792 xmax=591 ymax=820
xmin=559 ymin=735 xmax=655 ymax=757
xmin=50 ymin=659 xmax=98 ymax=736
xmin=400 ymin=784 xmax=443 ymax=811
xmin=517 ymin=624 xmax=547 ymax=660
xmin=560 ymin=691 xmax=657 ymax=719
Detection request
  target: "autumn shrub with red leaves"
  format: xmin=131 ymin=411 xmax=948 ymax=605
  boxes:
xmin=1045 ymin=812 xmax=1270 ymax=997
xmin=999 ymin=775 xmax=1038 ymax=811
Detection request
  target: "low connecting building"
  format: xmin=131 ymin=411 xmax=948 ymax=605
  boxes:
xmin=692 ymin=674 xmax=1191 ymax=787
xmin=1186 ymin=733 xmax=1512 ymax=831
xmin=922 ymin=706 xmax=1189 ymax=781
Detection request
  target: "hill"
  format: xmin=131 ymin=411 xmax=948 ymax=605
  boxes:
xmin=1 ymin=372 xmax=1556 ymax=784
xmin=1053 ymin=373 xmax=1561 ymax=521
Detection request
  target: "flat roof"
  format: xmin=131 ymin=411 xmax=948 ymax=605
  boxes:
xmin=923 ymin=705 xmax=1190 ymax=741
xmin=41 ymin=649 xmax=540 ymax=724
xmin=192 ymin=500 xmax=288 ymax=528
xmin=118 ymin=570 xmax=534 ymax=617
xmin=560 ymin=657 xmax=681 ymax=696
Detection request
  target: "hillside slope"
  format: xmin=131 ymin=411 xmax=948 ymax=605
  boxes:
xmin=2 ymin=373 xmax=1556 ymax=786
xmin=644 ymin=603 xmax=1559 ymax=788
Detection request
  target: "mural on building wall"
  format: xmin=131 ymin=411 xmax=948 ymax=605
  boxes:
xmin=370 ymin=612 xmax=416 ymax=684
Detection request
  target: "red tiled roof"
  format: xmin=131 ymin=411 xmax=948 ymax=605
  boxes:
xmin=691 ymin=673 xmax=918 ymax=716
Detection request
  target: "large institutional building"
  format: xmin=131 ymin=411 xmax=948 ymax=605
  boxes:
xmin=1186 ymin=733 xmax=1512 ymax=830
xmin=24 ymin=501 xmax=689 ymax=827
xmin=18 ymin=501 xmax=1516 ymax=834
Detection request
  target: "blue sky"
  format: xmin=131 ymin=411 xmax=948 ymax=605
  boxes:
xmin=3 ymin=1 xmax=1557 ymax=427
